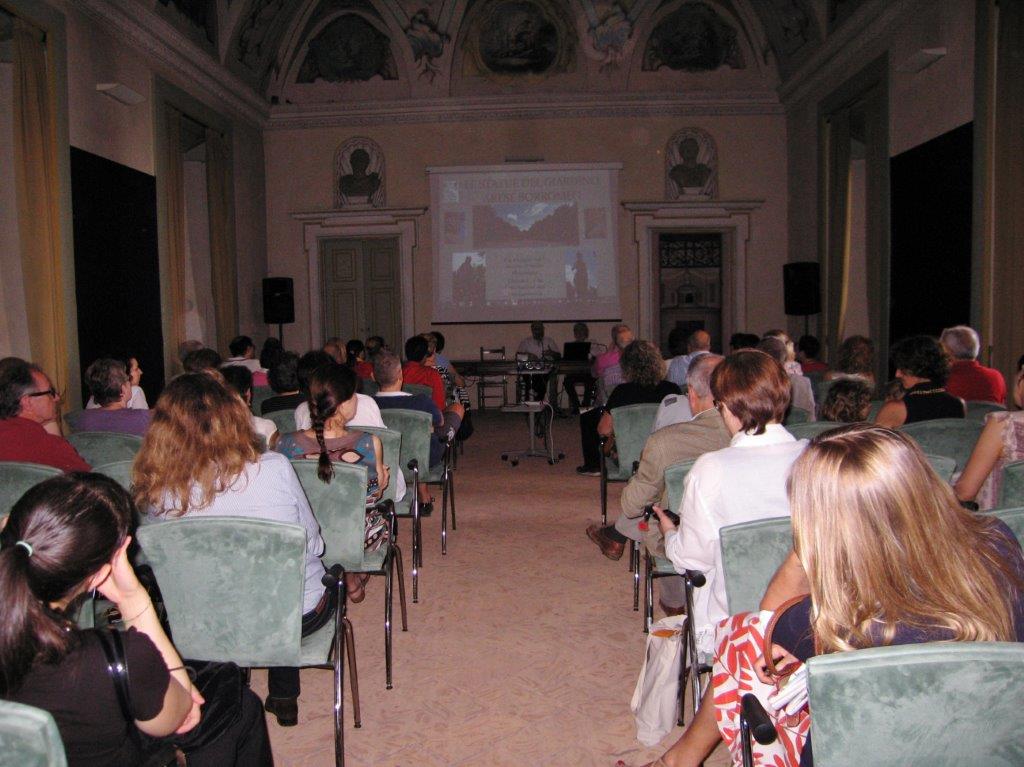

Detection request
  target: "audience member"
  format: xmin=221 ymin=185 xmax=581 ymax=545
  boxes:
xmin=563 ymin=322 xmax=598 ymax=414
xmin=0 ymin=359 xmax=89 ymax=471
xmin=666 ymin=329 xmax=711 ymax=388
xmin=402 ymin=335 xmax=446 ymax=410
xmin=346 ymin=339 xmax=375 ymax=380
xmin=73 ymin=358 xmax=152 ymax=436
xmin=955 ymin=354 xmax=1024 ymax=509
xmin=427 ymin=331 xmax=466 ymax=388
xmin=941 ymin=325 xmax=1007 ymax=404
xmin=221 ymin=365 xmax=278 ymax=448
xmin=133 ymin=373 xmax=335 ymax=727
xmin=880 ymin=378 xmax=905 ymax=402
xmin=223 ymin=335 xmax=261 ymax=374
xmin=261 ymin=351 xmax=305 ymax=414
xmin=875 ymin=335 xmax=965 ymax=428
xmin=0 ymin=473 xmax=273 ymax=765
xmin=177 ymin=339 xmax=203 ymax=367
xmin=644 ymin=425 xmax=1023 ymax=767
xmin=819 ymin=378 xmax=872 ymax=423
xmin=826 ymin=334 xmax=875 ymax=386
xmin=577 ymin=339 xmax=680 ymax=476
xmin=85 ymin=355 xmax=148 ymax=410
xmin=796 ymin=334 xmax=828 ymax=375
xmin=592 ymin=324 xmax=634 ymax=403
xmin=587 ymin=355 xmax=730 ymax=608
xmin=365 ymin=335 xmax=386 ymax=360
xmin=728 ymin=332 xmax=760 ymax=351
xmin=425 ymin=333 xmax=470 ymax=422
xmin=182 ymin=348 xmax=222 ymax=373
xmin=758 ymin=336 xmax=816 ymax=418
xmin=323 ymin=337 xmax=346 ymax=365
xmin=650 ymin=349 xmax=805 ymax=655
xmin=258 ymin=337 xmax=284 ymax=371
xmin=763 ymin=329 xmax=803 ymax=376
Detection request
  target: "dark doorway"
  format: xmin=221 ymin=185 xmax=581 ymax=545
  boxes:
xmin=71 ymin=147 xmax=164 ymax=405
xmin=889 ymin=123 xmax=973 ymax=344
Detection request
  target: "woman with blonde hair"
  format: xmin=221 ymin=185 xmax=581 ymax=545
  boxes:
xmin=134 ymin=372 xmax=334 ymax=728
xmin=634 ymin=424 xmax=1024 ymax=767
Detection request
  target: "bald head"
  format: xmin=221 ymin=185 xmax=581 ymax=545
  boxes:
xmin=688 ymin=330 xmax=711 ymax=353
xmin=613 ymin=324 xmax=634 ymax=349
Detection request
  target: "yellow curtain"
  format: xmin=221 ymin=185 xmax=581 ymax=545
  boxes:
xmin=205 ymin=127 xmax=238 ymax=355
xmin=164 ymin=106 xmax=188 ymax=358
xmin=824 ymin=111 xmax=853 ymax=364
xmin=12 ymin=18 xmax=66 ymax=390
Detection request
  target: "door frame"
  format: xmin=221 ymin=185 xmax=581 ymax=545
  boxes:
xmin=293 ymin=207 xmax=425 ymax=349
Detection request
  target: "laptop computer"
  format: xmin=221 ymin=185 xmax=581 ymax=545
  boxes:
xmin=563 ymin=341 xmax=592 ymax=361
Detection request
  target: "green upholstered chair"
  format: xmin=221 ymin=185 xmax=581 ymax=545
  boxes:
xmin=783 ymin=407 xmax=812 ymax=425
xmin=136 ymin=516 xmax=356 ymax=764
xmin=806 ymin=642 xmax=1024 ymax=767
xmin=65 ymin=431 xmax=143 ymax=467
xmin=965 ymin=400 xmax=1007 ymax=421
xmin=0 ymin=699 xmax=68 ymax=767
xmin=900 ymin=419 xmax=983 ymax=475
xmin=924 ymin=453 xmax=957 ymax=482
xmin=0 ymin=462 xmax=60 ymax=520
xmin=62 ymin=409 xmax=85 ymax=433
xmin=379 ymin=408 xmax=455 ymax=559
xmin=91 ymin=459 xmax=134 ymax=492
xmin=250 ymin=385 xmax=274 ymax=416
xmin=786 ymin=421 xmax=850 ymax=440
xmin=360 ymin=379 xmax=379 ymax=397
xmin=812 ymin=378 xmax=836 ymax=412
xmin=402 ymin=383 xmax=433 ymax=400
xmin=998 ymin=460 xmax=1024 ymax=509
xmin=719 ymin=516 xmax=793 ymax=614
xmin=986 ymin=506 xmax=1024 ymax=547
xmin=291 ymin=459 xmax=407 ymax=689
xmin=263 ymin=408 xmax=296 ymax=436
xmin=867 ymin=400 xmax=885 ymax=420
xmin=599 ymin=403 xmax=660 ymax=525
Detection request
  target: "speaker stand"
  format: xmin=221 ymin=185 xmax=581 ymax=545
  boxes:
xmin=278 ymin=323 xmax=284 ymax=343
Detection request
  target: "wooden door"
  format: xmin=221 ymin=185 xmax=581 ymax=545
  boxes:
xmin=321 ymin=238 xmax=401 ymax=346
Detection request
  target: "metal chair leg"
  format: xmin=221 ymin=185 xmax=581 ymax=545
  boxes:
xmin=440 ymin=473 xmax=449 ymax=556
xmin=643 ymin=552 xmax=654 ymax=633
xmin=683 ymin=571 xmax=706 ymax=718
xmin=599 ymin=443 xmax=608 ymax=526
xmin=332 ymin=579 xmax=346 ymax=766
xmin=384 ymin=553 xmax=394 ymax=690
xmin=631 ymin=541 xmax=640 ymax=611
xmin=449 ymin=470 xmax=456 ymax=531
xmin=394 ymin=544 xmax=408 ymax=631
xmin=343 ymin=617 xmax=360 ymax=728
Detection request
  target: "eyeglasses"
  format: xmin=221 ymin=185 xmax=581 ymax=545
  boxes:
xmin=27 ymin=388 xmax=58 ymax=399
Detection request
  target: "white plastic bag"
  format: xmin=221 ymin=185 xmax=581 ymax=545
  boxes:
xmin=630 ymin=613 xmax=687 ymax=746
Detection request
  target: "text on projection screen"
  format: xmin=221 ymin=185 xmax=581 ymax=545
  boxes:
xmin=429 ymin=164 xmax=622 ymax=323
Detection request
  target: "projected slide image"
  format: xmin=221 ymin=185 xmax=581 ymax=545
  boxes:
xmin=444 ymin=212 xmax=467 ymax=244
xmin=565 ymin=251 xmax=599 ymax=299
xmin=583 ymin=208 xmax=607 ymax=239
xmin=473 ymin=202 xmax=580 ymax=247
xmin=452 ymin=252 xmax=486 ymax=306
xmin=485 ymin=249 xmax=564 ymax=303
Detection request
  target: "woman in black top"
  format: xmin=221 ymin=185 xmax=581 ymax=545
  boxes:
xmin=875 ymin=335 xmax=965 ymax=428
xmin=576 ymin=339 xmax=680 ymax=474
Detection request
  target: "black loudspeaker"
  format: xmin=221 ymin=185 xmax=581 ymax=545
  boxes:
xmin=783 ymin=262 xmax=821 ymax=316
xmin=263 ymin=277 xmax=295 ymax=324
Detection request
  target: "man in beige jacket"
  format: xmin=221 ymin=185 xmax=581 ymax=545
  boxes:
xmin=586 ymin=353 xmax=731 ymax=605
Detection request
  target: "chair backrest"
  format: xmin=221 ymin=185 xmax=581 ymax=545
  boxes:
xmin=402 ymin=383 xmax=433 ymax=399
xmin=985 ymin=506 xmax=1024 ymax=548
xmin=263 ymin=408 xmax=296 ymax=435
xmin=811 ymin=378 xmax=835 ymax=410
xmin=480 ymin=346 xmax=505 ymax=360
xmin=719 ymin=516 xmax=792 ymax=614
xmin=999 ymin=460 xmax=1024 ymax=509
xmin=807 ymin=642 xmax=1024 ymax=767
xmin=136 ymin=516 xmax=305 ymax=666
xmin=0 ymin=462 xmax=61 ymax=519
xmin=664 ymin=459 xmax=696 ymax=513
xmin=965 ymin=400 xmax=1007 ymax=421
xmin=783 ymin=407 xmax=811 ymax=425
xmin=379 ymin=408 xmax=433 ymax=483
xmin=65 ymin=431 xmax=143 ymax=466
xmin=250 ymin=385 xmax=274 ymax=416
xmin=291 ymin=459 xmax=369 ymax=568
xmin=923 ymin=453 xmax=957 ymax=482
xmin=91 ymin=460 xmax=134 ymax=492
xmin=62 ymin=409 xmax=85 ymax=433
xmin=357 ymin=426 xmax=401 ymax=503
xmin=900 ymin=418 xmax=983 ymax=471
xmin=361 ymin=379 xmax=379 ymax=397
xmin=867 ymin=399 xmax=885 ymax=420
xmin=0 ymin=699 xmax=68 ymax=767
xmin=786 ymin=421 xmax=850 ymax=440
xmin=609 ymin=403 xmax=660 ymax=475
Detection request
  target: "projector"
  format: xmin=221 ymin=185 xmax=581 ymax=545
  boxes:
xmin=517 ymin=358 xmax=547 ymax=372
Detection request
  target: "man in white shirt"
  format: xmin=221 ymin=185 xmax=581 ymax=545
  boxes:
xmin=652 ymin=350 xmax=806 ymax=655
xmin=223 ymin=335 xmax=264 ymax=374
xmin=516 ymin=321 xmax=560 ymax=402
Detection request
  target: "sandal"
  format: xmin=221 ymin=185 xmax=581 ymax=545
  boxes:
xmin=346 ymin=573 xmax=370 ymax=604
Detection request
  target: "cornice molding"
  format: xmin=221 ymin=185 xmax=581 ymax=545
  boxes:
xmin=291 ymin=207 xmax=428 ymax=226
xmin=266 ymin=91 xmax=783 ymax=129
xmin=778 ymin=0 xmax=922 ymax=105
xmin=75 ymin=0 xmax=268 ymax=125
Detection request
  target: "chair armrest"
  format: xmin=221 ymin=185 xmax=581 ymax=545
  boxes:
xmin=740 ymin=694 xmax=777 ymax=745
xmin=321 ymin=563 xmax=345 ymax=589
xmin=683 ymin=570 xmax=706 ymax=588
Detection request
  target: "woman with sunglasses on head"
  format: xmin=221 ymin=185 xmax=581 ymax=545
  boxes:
xmin=0 ymin=473 xmax=271 ymax=766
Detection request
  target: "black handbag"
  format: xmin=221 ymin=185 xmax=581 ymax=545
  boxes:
xmin=95 ymin=629 xmax=244 ymax=766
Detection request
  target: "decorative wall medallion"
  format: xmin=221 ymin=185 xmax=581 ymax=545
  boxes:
xmin=581 ymin=2 xmax=634 ymax=73
xmin=462 ymin=0 xmax=575 ymax=78
xmin=642 ymin=2 xmax=744 ymax=72
xmin=335 ymin=137 xmax=386 ymax=208
xmin=665 ymin=128 xmax=718 ymax=199
xmin=405 ymin=9 xmax=450 ymax=82
xmin=298 ymin=15 xmax=399 ymax=83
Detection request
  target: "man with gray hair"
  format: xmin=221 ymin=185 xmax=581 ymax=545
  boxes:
xmin=941 ymin=325 xmax=1006 ymax=404
xmin=586 ymin=353 xmax=731 ymax=613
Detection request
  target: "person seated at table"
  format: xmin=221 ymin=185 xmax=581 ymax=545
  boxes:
xmin=955 ymin=354 xmax=1024 ymax=509
xmin=220 ymin=365 xmax=278 ymax=448
xmin=516 ymin=321 xmax=560 ymax=402
xmin=875 ymin=335 xmax=965 ymax=429
xmin=73 ymin=357 xmax=152 ymax=437
xmin=576 ymin=339 xmax=680 ymax=476
xmin=637 ymin=424 xmax=1024 ymax=767
xmin=819 ymin=378 xmax=872 ymax=423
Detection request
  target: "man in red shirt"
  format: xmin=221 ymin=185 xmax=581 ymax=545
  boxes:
xmin=0 ymin=358 xmax=90 ymax=472
xmin=940 ymin=325 xmax=1007 ymax=404
xmin=402 ymin=335 xmax=446 ymax=410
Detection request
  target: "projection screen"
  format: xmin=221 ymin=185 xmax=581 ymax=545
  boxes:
xmin=428 ymin=163 xmax=622 ymax=323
